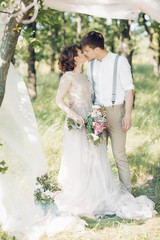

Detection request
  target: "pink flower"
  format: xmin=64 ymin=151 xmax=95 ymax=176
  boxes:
xmin=94 ymin=122 xmax=104 ymax=135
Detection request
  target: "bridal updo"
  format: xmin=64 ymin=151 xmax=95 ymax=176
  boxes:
xmin=58 ymin=45 xmax=81 ymax=73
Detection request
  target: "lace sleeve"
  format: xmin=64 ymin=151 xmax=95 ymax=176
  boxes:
xmin=56 ymin=72 xmax=72 ymax=103
xmin=59 ymin=72 xmax=72 ymax=93
xmin=56 ymin=72 xmax=75 ymax=116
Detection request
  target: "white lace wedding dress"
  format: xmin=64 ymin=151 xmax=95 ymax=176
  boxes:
xmin=54 ymin=71 xmax=156 ymax=220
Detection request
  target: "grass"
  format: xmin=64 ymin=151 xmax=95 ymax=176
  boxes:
xmin=0 ymin=63 xmax=160 ymax=240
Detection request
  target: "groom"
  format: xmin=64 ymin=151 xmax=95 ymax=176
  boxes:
xmin=80 ymin=31 xmax=134 ymax=192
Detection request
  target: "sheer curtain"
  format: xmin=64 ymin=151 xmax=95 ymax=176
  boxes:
xmin=0 ymin=13 xmax=86 ymax=240
xmin=44 ymin=0 xmax=160 ymax=23
xmin=0 ymin=12 xmax=47 ymax=236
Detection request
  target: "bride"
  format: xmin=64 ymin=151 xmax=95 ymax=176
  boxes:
xmin=55 ymin=44 xmax=156 ymax=220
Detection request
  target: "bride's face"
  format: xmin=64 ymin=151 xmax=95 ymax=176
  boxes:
xmin=74 ymin=48 xmax=87 ymax=65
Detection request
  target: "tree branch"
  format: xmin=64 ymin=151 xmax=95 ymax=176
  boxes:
xmin=0 ymin=0 xmax=39 ymax=106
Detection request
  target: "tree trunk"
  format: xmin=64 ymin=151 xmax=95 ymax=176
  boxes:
xmin=158 ymin=33 xmax=160 ymax=72
xmin=0 ymin=0 xmax=36 ymax=106
xmin=150 ymin=40 xmax=159 ymax=77
xmin=119 ymin=20 xmax=133 ymax=71
xmin=11 ymin=52 xmax=16 ymax=65
xmin=142 ymin=14 xmax=159 ymax=77
xmin=110 ymin=20 xmax=119 ymax=53
xmin=62 ymin=12 xmax=66 ymax=46
xmin=51 ymin=48 xmax=55 ymax=72
xmin=0 ymin=16 xmax=22 ymax=106
xmin=76 ymin=13 xmax=82 ymax=42
xmin=28 ymin=21 xmax=37 ymax=100
xmin=111 ymin=36 xmax=115 ymax=53
xmin=50 ymin=26 xmax=58 ymax=72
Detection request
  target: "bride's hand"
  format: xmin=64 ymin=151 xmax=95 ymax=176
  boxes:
xmin=72 ymin=113 xmax=84 ymax=126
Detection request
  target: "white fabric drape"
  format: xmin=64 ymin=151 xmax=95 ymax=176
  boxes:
xmin=0 ymin=62 xmax=47 ymax=233
xmin=138 ymin=0 xmax=160 ymax=23
xmin=44 ymin=0 xmax=160 ymax=23
xmin=0 ymin=13 xmax=86 ymax=240
xmin=0 ymin=11 xmax=47 ymax=235
xmin=44 ymin=0 xmax=138 ymax=20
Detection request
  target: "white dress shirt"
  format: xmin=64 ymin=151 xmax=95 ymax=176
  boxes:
xmin=87 ymin=51 xmax=134 ymax=107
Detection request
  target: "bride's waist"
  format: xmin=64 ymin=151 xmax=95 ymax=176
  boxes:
xmin=70 ymin=104 xmax=91 ymax=118
xmin=70 ymin=101 xmax=91 ymax=109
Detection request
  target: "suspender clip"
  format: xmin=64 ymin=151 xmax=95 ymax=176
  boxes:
xmin=112 ymin=101 xmax=115 ymax=107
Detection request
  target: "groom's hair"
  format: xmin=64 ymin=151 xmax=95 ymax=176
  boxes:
xmin=80 ymin=31 xmax=104 ymax=49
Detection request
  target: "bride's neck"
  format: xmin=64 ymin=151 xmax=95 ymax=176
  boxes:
xmin=74 ymin=63 xmax=82 ymax=73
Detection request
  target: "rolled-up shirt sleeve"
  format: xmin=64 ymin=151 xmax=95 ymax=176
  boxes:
xmin=119 ymin=56 xmax=135 ymax=92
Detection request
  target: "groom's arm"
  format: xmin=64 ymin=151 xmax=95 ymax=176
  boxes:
xmin=119 ymin=56 xmax=135 ymax=132
xmin=122 ymin=89 xmax=134 ymax=132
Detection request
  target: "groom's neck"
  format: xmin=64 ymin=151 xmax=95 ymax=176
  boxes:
xmin=96 ymin=49 xmax=108 ymax=62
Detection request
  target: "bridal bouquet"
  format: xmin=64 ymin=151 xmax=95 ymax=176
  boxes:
xmin=85 ymin=105 xmax=107 ymax=145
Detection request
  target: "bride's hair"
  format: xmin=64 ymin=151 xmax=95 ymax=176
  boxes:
xmin=58 ymin=45 xmax=81 ymax=73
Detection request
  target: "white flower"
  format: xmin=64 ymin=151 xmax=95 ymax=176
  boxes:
xmin=45 ymin=190 xmax=54 ymax=197
xmin=35 ymin=184 xmax=43 ymax=191
xmin=36 ymin=184 xmax=42 ymax=189
xmin=91 ymin=133 xmax=99 ymax=141
xmin=92 ymin=105 xmax=101 ymax=109
xmin=49 ymin=192 xmax=54 ymax=198
xmin=41 ymin=193 xmax=46 ymax=198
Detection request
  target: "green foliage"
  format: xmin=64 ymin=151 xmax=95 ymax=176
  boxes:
xmin=16 ymin=10 xmax=137 ymax=68
xmin=0 ymin=0 xmax=10 ymax=8
xmin=0 ymin=144 xmax=8 ymax=174
xmin=138 ymin=13 xmax=160 ymax=63
xmin=0 ymin=160 xmax=8 ymax=174
xmin=67 ymin=117 xmax=81 ymax=130
xmin=11 ymin=5 xmax=160 ymax=76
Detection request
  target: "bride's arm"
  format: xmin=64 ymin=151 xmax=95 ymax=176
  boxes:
xmin=56 ymin=75 xmax=84 ymax=126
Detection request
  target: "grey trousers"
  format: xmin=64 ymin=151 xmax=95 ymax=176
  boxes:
xmin=105 ymin=104 xmax=131 ymax=192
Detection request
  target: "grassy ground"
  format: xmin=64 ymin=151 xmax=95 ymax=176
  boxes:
xmin=0 ymin=63 xmax=160 ymax=240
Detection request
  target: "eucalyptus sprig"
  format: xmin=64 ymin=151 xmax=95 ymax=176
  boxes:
xmin=0 ymin=160 xmax=8 ymax=174
xmin=67 ymin=117 xmax=82 ymax=130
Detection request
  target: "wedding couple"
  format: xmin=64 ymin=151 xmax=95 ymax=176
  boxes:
xmin=55 ymin=31 xmax=156 ymax=219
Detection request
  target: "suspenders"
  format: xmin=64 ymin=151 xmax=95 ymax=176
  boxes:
xmin=112 ymin=54 xmax=120 ymax=106
xmin=90 ymin=54 xmax=120 ymax=106
xmin=90 ymin=60 xmax=95 ymax=104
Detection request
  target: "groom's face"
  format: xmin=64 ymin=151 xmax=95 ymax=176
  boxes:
xmin=82 ymin=46 xmax=96 ymax=61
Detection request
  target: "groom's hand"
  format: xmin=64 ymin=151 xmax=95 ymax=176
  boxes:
xmin=122 ymin=113 xmax=131 ymax=132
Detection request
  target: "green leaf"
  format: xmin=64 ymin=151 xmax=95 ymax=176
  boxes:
xmin=0 ymin=160 xmax=6 ymax=166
